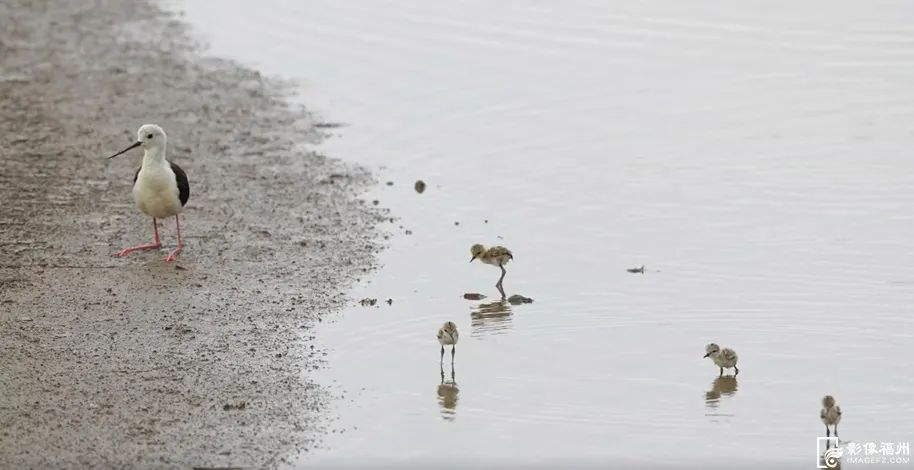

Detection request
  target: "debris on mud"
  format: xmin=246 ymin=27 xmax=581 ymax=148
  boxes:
xmin=414 ymin=180 xmax=426 ymax=193
xmin=463 ymin=293 xmax=486 ymax=301
xmin=314 ymin=122 xmax=345 ymax=129
xmin=626 ymin=265 xmax=646 ymax=274
xmin=359 ymin=298 xmax=378 ymax=307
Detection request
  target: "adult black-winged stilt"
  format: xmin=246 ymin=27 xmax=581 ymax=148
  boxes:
xmin=108 ymin=124 xmax=190 ymax=262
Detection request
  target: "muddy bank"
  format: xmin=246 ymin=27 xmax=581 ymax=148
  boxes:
xmin=0 ymin=0 xmax=384 ymax=468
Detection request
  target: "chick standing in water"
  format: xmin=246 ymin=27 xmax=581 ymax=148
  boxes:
xmin=470 ymin=244 xmax=514 ymax=293
xmin=820 ymin=395 xmax=842 ymax=438
xmin=437 ymin=321 xmax=459 ymax=364
xmin=704 ymin=343 xmax=739 ymax=376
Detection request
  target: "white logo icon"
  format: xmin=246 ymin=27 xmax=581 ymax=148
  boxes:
xmin=819 ymin=438 xmax=911 ymax=466
xmin=818 ymin=437 xmax=842 ymax=469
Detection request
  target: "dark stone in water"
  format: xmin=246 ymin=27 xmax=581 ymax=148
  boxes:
xmin=463 ymin=293 xmax=486 ymax=300
xmin=414 ymin=180 xmax=426 ymax=193
xmin=507 ymin=294 xmax=534 ymax=305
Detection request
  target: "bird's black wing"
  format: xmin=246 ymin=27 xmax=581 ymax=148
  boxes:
xmin=169 ymin=161 xmax=190 ymax=206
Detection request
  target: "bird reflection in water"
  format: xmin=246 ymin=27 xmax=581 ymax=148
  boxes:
xmin=437 ymin=364 xmax=459 ymax=421
xmin=704 ymin=375 xmax=738 ymax=409
xmin=470 ymin=300 xmax=513 ymax=336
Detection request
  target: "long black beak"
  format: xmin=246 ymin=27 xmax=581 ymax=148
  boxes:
xmin=470 ymin=256 xmax=477 ymax=263
xmin=703 ymin=353 xmax=711 ymax=358
xmin=108 ymin=141 xmax=142 ymax=159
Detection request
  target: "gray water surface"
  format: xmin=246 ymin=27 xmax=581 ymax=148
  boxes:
xmin=176 ymin=0 xmax=914 ymax=466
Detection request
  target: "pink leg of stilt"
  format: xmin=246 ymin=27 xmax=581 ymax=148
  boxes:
xmin=164 ymin=215 xmax=183 ymax=262
xmin=112 ymin=218 xmax=162 ymax=257
xmin=152 ymin=218 xmax=161 ymax=245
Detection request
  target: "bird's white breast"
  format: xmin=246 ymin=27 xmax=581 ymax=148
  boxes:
xmin=712 ymin=351 xmax=738 ymax=368
xmin=133 ymin=162 xmax=182 ymax=219
xmin=481 ymin=257 xmax=504 ymax=267
xmin=438 ymin=330 xmax=458 ymax=345
xmin=821 ymin=407 xmax=841 ymax=425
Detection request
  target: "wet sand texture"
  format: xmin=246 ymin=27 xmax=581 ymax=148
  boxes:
xmin=0 ymin=0 xmax=383 ymax=467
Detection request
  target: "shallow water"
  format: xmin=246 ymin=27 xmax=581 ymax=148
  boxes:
xmin=175 ymin=0 xmax=914 ymax=467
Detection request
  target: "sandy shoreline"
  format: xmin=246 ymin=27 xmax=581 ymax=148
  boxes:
xmin=0 ymin=0 xmax=383 ymax=467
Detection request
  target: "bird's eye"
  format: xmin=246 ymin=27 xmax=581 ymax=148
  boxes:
xmin=147 ymin=133 xmax=154 ymax=139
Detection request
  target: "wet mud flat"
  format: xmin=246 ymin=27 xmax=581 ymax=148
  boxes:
xmin=0 ymin=0 xmax=384 ymax=468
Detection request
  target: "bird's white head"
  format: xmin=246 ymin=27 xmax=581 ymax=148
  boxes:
xmin=703 ymin=343 xmax=720 ymax=358
xmin=470 ymin=244 xmax=486 ymax=262
xmin=108 ymin=124 xmax=167 ymax=160
xmin=137 ymin=124 xmax=167 ymax=151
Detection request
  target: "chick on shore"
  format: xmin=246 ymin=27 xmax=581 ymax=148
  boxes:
xmin=470 ymin=244 xmax=514 ymax=291
xmin=703 ymin=343 xmax=739 ymax=376
xmin=437 ymin=321 xmax=459 ymax=364
xmin=820 ymin=395 xmax=842 ymax=438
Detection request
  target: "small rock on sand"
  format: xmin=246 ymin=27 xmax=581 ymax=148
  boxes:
xmin=222 ymin=402 xmax=247 ymax=411
xmin=414 ymin=180 xmax=426 ymax=193
xmin=463 ymin=293 xmax=486 ymax=300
